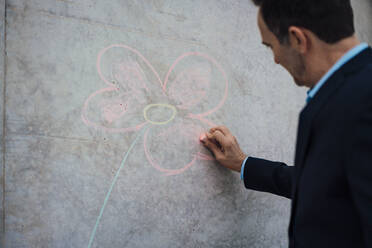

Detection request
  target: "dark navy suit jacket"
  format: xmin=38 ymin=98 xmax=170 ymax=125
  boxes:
xmin=243 ymin=47 xmax=372 ymax=248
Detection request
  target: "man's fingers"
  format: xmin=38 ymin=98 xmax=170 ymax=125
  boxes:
xmin=199 ymin=133 xmax=207 ymax=143
xmin=210 ymin=126 xmax=231 ymax=136
xmin=210 ymin=130 xmax=229 ymax=148
xmin=205 ymin=132 xmax=223 ymax=149
xmin=202 ymin=137 xmax=223 ymax=159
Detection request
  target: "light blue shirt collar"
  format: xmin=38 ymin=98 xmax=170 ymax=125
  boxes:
xmin=306 ymin=42 xmax=369 ymax=103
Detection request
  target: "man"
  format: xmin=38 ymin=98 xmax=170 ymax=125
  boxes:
xmin=200 ymin=0 xmax=372 ymax=247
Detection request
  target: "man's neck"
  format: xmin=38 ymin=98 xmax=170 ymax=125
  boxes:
xmin=309 ymin=36 xmax=361 ymax=88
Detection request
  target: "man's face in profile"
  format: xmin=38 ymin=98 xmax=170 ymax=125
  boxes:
xmin=257 ymin=9 xmax=308 ymax=87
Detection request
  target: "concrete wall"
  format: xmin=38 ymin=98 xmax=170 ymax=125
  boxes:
xmin=0 ymin=0 xmax=371 ymax=247
xmin=1 ymin=0 xmax=5 ymax=246
xmin=352 ymin=0 xmax=372 ymax=43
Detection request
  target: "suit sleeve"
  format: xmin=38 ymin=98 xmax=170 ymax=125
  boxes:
xmin=243 ymin=157 xmax=294 ymax=199
xmin=346 ymin=103 xmax=372 ymax=246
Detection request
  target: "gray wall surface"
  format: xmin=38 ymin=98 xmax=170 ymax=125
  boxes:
xmin=353 ymin=0 xmax=372 ymax=43
xmin=1 ymin=0 xmax=5 ymax=245
xmin=0 ymin=0 xmax=371 ymax=247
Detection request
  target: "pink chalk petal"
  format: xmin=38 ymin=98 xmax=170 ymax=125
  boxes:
xmin=163 ymin=52 xmax=229 ymax=117
xmin=97 ymin=44 xmax=166 ymax=97
xmin=81 ymin=87 xmax=147 ymax=133
xmin=167 ymin=64 xmax=211 ymax=110
xmin=196 ymin=152 xmax=214 ymax=161
xmin=143 ymin=118 xmax=208 ymax=176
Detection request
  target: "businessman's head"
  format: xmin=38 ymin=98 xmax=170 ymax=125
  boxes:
xmin=253 ymin=0 xmax=356 ymax=88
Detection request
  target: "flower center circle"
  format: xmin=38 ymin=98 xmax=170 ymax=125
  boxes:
xmin=143 ymin=103 xmax=177 ymax=125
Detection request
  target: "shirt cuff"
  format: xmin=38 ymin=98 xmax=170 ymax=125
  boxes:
xmin=240 ymin=156 xmax=249 ymax=180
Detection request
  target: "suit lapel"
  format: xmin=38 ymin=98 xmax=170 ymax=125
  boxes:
xmin=293 ymin=72 xmax=344 ymax=183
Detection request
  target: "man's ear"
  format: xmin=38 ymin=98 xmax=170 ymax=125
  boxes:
xmin=288 ymin=26 xmax=309 ymax=54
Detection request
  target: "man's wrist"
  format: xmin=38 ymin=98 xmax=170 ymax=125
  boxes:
xmin=240 ymin=156 xmax=249 ymax=180
xmin=238 ymin=153 xmax=247 ymax=172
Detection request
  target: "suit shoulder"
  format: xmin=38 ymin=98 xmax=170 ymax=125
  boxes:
xmin=342 ymin=63 xmax=372 ymax=102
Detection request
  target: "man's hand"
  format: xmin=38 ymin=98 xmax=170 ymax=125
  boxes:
xmin=200 ymin=126 xmax=247 ymax=173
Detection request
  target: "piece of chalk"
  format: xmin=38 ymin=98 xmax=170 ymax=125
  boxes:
xmin=199 ymin=133 xmax=207 ymax=142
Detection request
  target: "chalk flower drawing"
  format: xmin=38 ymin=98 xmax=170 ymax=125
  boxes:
xmin=82 ymin=44 xmax=228 ymax=247
xmin=82 ymin=44 xmax=228 ymax=176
